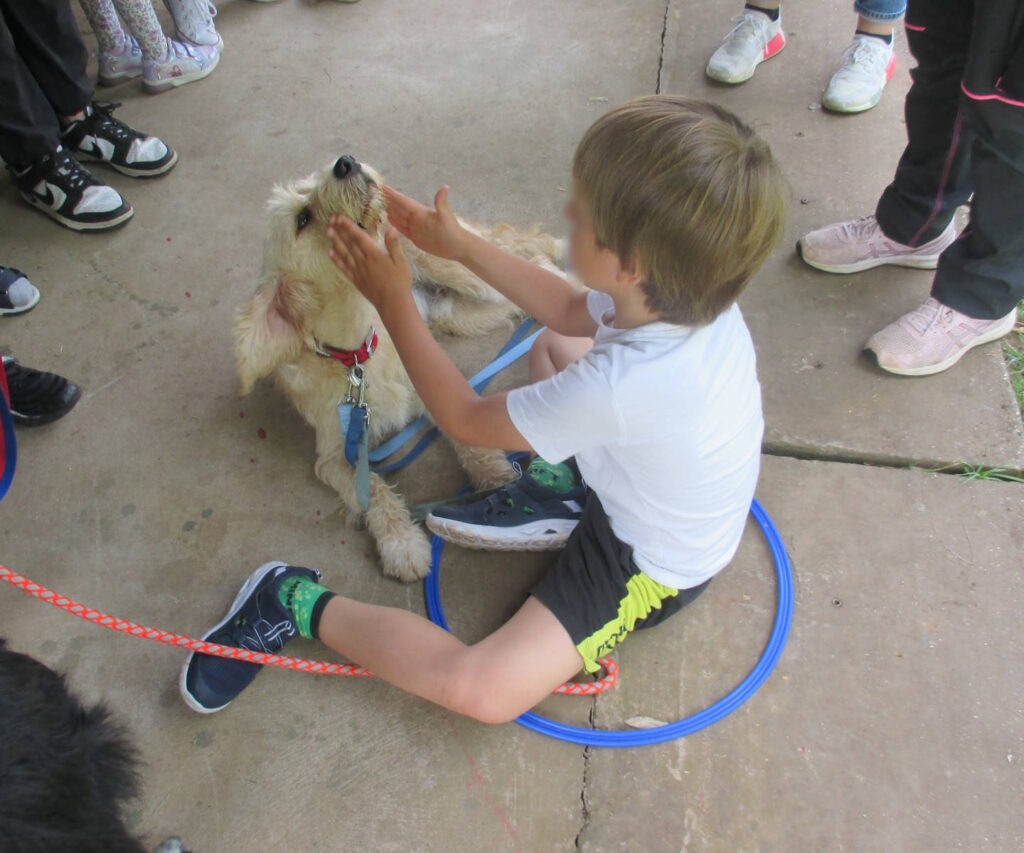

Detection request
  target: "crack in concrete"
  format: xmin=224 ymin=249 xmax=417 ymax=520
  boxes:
xmin=656 ymin=0 xmax=671 ymax=93
xmin=574 ymin=700 xmax=597 ymax=852
xmin=762 ymin=441 xmax=1024 ymax=481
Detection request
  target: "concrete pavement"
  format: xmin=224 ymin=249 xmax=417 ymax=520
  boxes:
xmin=1 ymin=1 xmax=1021 ymax=850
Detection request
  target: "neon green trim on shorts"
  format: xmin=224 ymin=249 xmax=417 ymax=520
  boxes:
xmin=576 ymin=573 xmax=679 ymax=673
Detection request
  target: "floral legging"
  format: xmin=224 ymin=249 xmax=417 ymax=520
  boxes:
xmin=77 ymin=0 xmax=167 ymax=60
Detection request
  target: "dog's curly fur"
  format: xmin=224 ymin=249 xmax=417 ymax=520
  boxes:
xmin=0 ymin=639 xmax=146 ymax=853
xmin=234 ymin=157 xmax=562 ymax=581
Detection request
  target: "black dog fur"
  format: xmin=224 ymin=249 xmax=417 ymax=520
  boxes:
xmin=0 ymin=638 xmax=147 ymax=853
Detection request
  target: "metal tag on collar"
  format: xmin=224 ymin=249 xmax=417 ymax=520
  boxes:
xmin=346 ymin=362 xmax=367 ymax=408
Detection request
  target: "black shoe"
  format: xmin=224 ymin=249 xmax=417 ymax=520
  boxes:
xmin=10 ymin=146 xmax=133 ymax=231
xmin=2 ymin=358 xmax=82 ymax=426
xmin=179 ymin=562 xmax=322 ymax=714
xmin=61 ymin=102 xmax=177 ymax=178
xmin=426 ymin=457 xmax=586 ymax=550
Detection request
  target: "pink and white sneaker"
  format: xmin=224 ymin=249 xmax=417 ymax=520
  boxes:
xmin=706 ymin=8 xmax=786 ymax=84
xmin=143 ymin=38 xmax=221 ymax=94
xmin=822 ymin=34 xmax=897 ymax=114
xmin=865 ymin=298 xmax=1018 ymax=377
xmin=798 ymin=215 xmax=957 ymax=274
xmin=97 ymin=34 xmax=143 ymax=86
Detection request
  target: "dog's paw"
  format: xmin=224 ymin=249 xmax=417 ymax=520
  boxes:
xmin=378 ymin=524 xmax=433 ymax=583
xmin=466 ymin=452 xmax=518 ymax=491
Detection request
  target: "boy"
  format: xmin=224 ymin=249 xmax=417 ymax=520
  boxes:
xmin=180 ymin=96 xmax=788 ymax=722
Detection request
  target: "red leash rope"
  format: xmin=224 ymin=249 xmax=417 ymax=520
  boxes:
xmin=0 ymin=565 xmax=618 ymax=696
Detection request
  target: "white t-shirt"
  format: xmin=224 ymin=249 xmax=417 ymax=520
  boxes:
xmin=506 ymin=291 xmax=763 ymax=589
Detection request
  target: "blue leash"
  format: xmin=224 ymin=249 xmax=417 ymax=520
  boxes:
xmin=344 ymin=319 xmax=542 ymax=476
xmin=424 ymin=497 xmax=794 ymax=748
xmin=0 ymin=381 xmax=16 ymax=503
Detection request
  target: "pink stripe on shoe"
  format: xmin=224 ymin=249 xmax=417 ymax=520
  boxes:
xmin=763 ymin=31 xmax=785 ymax=59
xmin=905 ymin=22 xmax=926 ymax=32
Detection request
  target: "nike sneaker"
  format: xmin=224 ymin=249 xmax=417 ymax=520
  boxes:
xmin=10 ymin=146 xmax=133 ymax=231
xmin=426 ymin=458 xmax=586 ymax=551
xmin=61 ymin=102 xmax=177 ymax=178
xmin=180 ymin=562 xmax=322 ymax=713
xmin=2 ymin=357 xmax=82 ymax=426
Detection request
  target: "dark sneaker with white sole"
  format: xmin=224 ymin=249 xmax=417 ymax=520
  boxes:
xmin=10 ymin=146 xmax=133 ymax=231
xmin=0 ymin=267 xmax=41 ymax=315
xmin=180 ymin=561 xmax=322 ymax=714
xmin=426 ymin=458 xmax=586 ymax=551
xmin=2 ymin=358 xmax=81 ymax=426
xmin=61 ymin=102 xmax=177 ymax=178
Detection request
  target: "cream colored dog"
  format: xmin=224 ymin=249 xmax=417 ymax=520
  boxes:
xmin=235 ymin=155 xmax=561 ymax=582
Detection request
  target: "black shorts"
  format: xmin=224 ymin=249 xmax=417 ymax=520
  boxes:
xmin=530 ymin=492 xmax=710 ymax=672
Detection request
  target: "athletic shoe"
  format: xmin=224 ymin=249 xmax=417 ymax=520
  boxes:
xmin=0 ymin=267 xmax=41 ymax=316
xmin=61 ymin=102 xmax=177 ymax=178
xmin=97 ymin=34 xmax=143 ymax=86
xmin=426 ymin=458 xmax=585 ymax=551
xmin=2 ymin=358 xmax=82 ymax=426
xmin=180 ymin=562 xmax=322 ymax=714
xmin=163 ymin=0 xmax=222 ymax=48
xmin=822 ymin=34 xmax=897 ymax=114
xmin=705 ymin=9 xmax=786 ymax=84
xmin=143 ymin=38 xmax=221 ymax=94
xmin=9 ymin=146 xmax=133 ymax=231
xmin=797 ymin=215 xmax=957 ymax=274
xmin=865 ymin=298 xmax=1018 ymax=377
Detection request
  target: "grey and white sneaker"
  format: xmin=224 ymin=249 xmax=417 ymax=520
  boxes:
xmin=163 ymin=0 xmax=222 ymax=48
xmin=0 ymin=267 xmax=41 ymax=315
xmin=10 ymin=147 xmax=133 ymax=231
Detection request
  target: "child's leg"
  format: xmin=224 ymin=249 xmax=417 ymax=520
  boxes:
xmin=529 ymin=329 xmax=593 ymax=382
xmin=316 ymin=594 xmax=584 ymax=724
xmin=77 ymin=0 xmax=127 ymax=54
xmin=109 ymin=0 xmax=167 ymax=58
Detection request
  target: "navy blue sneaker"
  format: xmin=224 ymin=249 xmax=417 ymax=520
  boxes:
xmin=179 ymin=561 xmax=321 ymax=714
xmin=426 ymin=458 xmax=586 ymax=551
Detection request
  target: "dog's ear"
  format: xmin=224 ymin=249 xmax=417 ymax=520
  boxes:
xmin=233 ymin=279 xmax=307 ymax=396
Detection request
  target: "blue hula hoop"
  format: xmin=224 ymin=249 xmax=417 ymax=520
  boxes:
xmin=423 ymin=497 xmax=794 ymax=747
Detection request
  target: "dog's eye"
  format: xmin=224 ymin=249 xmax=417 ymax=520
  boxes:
xmin=296 ymin=208 xmax=312 ymax=232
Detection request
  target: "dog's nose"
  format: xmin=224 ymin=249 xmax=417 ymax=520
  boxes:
xmin=333 ymin=155 xmax=360 ymax=180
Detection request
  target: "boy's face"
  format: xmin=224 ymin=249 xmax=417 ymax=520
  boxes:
xmin=565 ymin=187 xmax=631 ymax=294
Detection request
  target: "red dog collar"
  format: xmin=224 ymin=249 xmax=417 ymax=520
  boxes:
xmin=311 ymin=328 xmax=378 ymax=367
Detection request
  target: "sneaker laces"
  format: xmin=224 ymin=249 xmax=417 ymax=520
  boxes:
xmin=50 ymin=147 xmax=101 ymax=193
xmin=721 ymin=11 xmax=773 ymax=51
xmin=903 ymin=298 xmax=953 ymax=335
xmin=87 ymin=102 xmax=145 ymax=145
xmin=837 ymin=36 xmax=888 ymax=76
xmin=839 ymin=215 xmax=880 ymax=242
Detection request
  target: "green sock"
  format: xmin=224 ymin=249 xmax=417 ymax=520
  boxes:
xmin=278 ymin=576 xmax=332 ymax=640
xmin=526 ymin=457 xmax=578 ymax=494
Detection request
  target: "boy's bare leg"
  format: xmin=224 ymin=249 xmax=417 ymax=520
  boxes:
xmin=316 ymin=594 xmax=584 ymax=724
xmin=529 ymin=328 xmax=594 ymax=381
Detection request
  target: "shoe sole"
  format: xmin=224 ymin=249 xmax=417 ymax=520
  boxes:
xmin=77 ymin=148 xmax=179 ymax=178
xmin=97 ymin=70 xmax=143 ymax=87
xmin=706 ymin=30 xmax=786 ymax=84
xmin=425 ymin=515 xmax=577 ymax=551
xmin=178 ymin=560 xmax=289 ymax=714
xmin=866 ymin=311 xmax=1018 ymax=377
xmin=795 ymin=238 xmax=946 ymax=274
xmin=19 ymin=193 xmax=134 ymax=232
xmin=144 ymin=50 xmax=220 ymax=94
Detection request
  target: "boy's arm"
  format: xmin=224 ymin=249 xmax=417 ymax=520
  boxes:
xmin=327 ymin=218 xmax=533 ymax=451
xmin=385 ymin=186 xmax=598 ymax=339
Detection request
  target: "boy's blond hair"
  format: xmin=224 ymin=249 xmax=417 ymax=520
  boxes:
xmin=573 ymin=95 xmax=788 ymax=326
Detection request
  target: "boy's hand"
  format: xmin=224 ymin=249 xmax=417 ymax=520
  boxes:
xmin=327 ymin=217 xmax=414 ymax=314
xmin=384 ymin=185 xmax=468 ymax=261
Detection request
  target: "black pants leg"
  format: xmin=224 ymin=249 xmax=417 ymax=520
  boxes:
xmin=875 ymin=0 xmax=975 ymax=247
xmin=0 ymin=0 xmax=92 ymax=168
xmin=932 ymin=2 xmax=1024 ymax=319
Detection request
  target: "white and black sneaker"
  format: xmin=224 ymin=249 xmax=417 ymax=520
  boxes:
xmin=426 ymin=457 xmax=586 ymax=551
xmin=11 ymin=146 xmax=133 ymax=231
xmin=61 ymin=102 xmax=177 ymax=178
